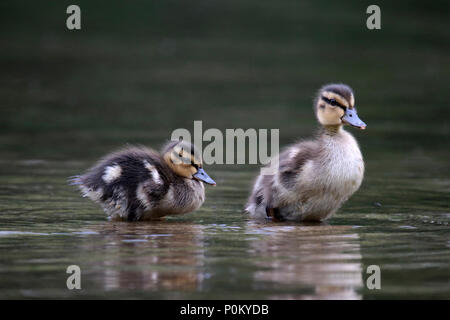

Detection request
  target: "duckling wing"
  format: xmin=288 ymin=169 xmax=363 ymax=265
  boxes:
xmin=249 ymin=142 xmax=319 ymax=221
xmin=246 ymin=141 xmax=320 ymax=220
xmin=277 ymin=141 xmax=320 ymax=191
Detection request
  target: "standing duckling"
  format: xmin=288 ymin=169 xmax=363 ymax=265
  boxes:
xmin=71 ymin=140 xmax=215 ymax=221
xmin=246 ymin=83 xmax=366 ymax=222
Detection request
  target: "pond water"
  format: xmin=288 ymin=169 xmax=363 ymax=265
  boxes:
xmin=0 ymin=154 xmax=448 ymax=299
xmin=0 ymin=1 xmax=449 ymax=299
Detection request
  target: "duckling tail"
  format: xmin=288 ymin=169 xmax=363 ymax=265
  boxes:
xmin=67 ymin=175 xmax=82 ymax=186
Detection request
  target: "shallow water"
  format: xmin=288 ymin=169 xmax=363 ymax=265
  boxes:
xmin=0 ymin=1 xmax=449 ymax=299
xmin=0 ymin=156 xmax=448 ymax=299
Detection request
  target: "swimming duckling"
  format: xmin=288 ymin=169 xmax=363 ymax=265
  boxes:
xmin=70 ymin=141 xmax=215 ymax=221
xmin=246 ymin=83 xmax=366 ymax=222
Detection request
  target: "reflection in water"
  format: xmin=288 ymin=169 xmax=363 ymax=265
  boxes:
xmin=246 ymin=222 xmax=363 ymax=299
xmin=83 ymin=222 xmax=205 ymax=292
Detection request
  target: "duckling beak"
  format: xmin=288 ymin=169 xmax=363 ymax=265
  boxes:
xmin=193 ymin=168 xmax=216 ymax=186
xmin=342 ymin=108 xmax=367 ymax=130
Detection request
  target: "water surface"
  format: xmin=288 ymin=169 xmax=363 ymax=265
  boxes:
xmin=0 ymin=157 xmax=448 ymax=299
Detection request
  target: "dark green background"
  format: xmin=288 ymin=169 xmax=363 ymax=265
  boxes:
xmin=1 ymin=1 xmax=449 ymax=160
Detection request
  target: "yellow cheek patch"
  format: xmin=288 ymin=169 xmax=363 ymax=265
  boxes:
xmin=322 ymin=91 xmax=350 ymax=108
xmin=317 ymin=107 xmax=344 ymax=126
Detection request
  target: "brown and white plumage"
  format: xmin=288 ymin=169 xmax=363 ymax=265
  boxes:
xmin=70 ymin=141 xmax=215 ymax=221
xmin=246 ymin=83 xmax=366 ymax=222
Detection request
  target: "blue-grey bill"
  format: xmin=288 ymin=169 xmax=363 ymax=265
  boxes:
xmin=193 ymin=168 xmax=216 ymax=185
xmin=342 ymin=108 xmax=366 ymax=129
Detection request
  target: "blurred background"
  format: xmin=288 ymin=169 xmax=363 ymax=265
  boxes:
xmin=0 ymin=1 xmax=449 ymax=299
xmin=1 ymin=0 xmax=449 ymax=160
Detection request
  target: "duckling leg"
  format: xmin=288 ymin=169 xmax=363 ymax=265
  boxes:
xmin=126 ymin=202 xmax=141 ymax=222
xmin=266 ymin=207 xmax=284 ymax=222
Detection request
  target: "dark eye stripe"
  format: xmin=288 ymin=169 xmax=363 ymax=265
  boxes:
xmin=321 ymin=96 xmax=347 ymax=110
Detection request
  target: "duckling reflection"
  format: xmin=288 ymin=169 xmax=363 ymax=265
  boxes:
xmin=246 ymin=222 xmax=363 ymax=299
xmin=82 ymin=222 xmax=205 ymax=291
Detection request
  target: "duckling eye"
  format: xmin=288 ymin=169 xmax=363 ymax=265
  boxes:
xmin=321 ymin=96 xmax=339 ymax=108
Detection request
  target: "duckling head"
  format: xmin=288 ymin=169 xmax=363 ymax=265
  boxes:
xmin=314 ymin=83 xmax=366 ymax=130
xmin=162 ymin=140 xmax=216 ymax=185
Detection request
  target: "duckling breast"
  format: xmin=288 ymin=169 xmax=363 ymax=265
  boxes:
xmin=295 ymin=133 xmax=364 ymax=220
xmin=319 ymin=131 xmax=364 ymax=193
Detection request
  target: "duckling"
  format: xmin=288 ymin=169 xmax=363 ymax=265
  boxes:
xmin=70 ymin=140 xmax=216 ymax=221
xmin=246 ymin=83 xmax=366 ymax=222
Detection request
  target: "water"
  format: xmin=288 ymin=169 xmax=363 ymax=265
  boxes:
xmin=0 ymin=157 xmax=448 ymax=299
xmin=0 ymin=1 xmax=449 ymax=299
